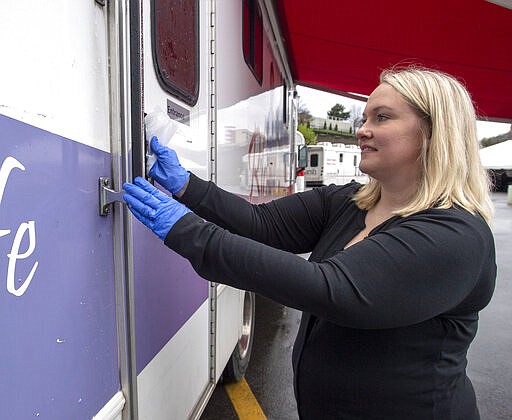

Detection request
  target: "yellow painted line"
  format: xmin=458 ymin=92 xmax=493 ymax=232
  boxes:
xmin=224 ymin=377 xmax=267 ymax=420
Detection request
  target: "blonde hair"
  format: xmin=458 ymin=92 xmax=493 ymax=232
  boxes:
xmin=353 ymin=66 xmax=494 ymax=224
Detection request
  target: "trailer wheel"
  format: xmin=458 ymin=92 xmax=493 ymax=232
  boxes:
xmin=222 ymin=291 xmax=255 ymax=383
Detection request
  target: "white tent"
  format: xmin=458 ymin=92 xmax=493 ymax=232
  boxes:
xmin=479 ymin=140 xmax=512 ymax=170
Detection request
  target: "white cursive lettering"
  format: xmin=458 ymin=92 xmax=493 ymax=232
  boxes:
xmin=0 ymin=156 xmax=39 ymax=297
xmin=7 ymin=221 xmax=39 ymax=296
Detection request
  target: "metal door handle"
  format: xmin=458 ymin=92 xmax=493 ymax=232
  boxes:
xmin=99 ymin=177 xmax=125 ymax=216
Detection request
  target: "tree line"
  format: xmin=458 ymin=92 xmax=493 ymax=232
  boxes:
xmin=297 ymin=99 xmax=363 ymax=145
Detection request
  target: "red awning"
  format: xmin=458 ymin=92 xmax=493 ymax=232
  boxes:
xmin=274 ymin=0 xmax=512 ymax=121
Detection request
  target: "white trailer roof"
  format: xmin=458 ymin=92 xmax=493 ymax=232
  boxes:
xmin=480 ymin=140 xmax=512 ymax=170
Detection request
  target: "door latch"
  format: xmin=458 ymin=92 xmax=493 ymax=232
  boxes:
xmin=99 ymin=177 xmax=124 ymax=216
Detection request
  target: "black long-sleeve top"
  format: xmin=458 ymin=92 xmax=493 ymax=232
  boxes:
xmin=166 ymin=174 xmax=496 ymax=419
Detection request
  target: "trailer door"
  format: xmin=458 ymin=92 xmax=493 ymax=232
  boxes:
xmin=0 ymin=2 xmax=126 ymax=419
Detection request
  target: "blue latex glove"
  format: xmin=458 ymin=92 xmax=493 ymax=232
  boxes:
xmin=148 ymin=136 xmax=190 ymax=195
xmin=123 ymin=177 xmax=191 ymax=240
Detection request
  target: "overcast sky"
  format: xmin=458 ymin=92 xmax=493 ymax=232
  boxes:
xmin=297 ymin=85 xmax=510 ymax=141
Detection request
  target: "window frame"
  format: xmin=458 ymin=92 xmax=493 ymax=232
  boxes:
xmin=242 ymin=0 xmax=263 ymax=85
xmin=151 ymin=0 xmax=200 ymax=106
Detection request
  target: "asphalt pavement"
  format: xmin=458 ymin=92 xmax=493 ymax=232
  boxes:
xmin=201 ymin=192 xmax=512 ymax=420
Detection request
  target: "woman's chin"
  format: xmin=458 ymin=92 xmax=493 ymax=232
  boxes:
xmin=358 ymin=163 xmax=372 ymax=177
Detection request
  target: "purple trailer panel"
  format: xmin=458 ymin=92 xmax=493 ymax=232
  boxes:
xmin=0 ymin=115 xmax=119 ymax=419
xmin=0 ymin=113 xmax=210 ymax=419
xmin=133 ymin=210 xmax=209 ymax=373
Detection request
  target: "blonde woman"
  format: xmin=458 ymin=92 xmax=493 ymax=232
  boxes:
xmin=124 ymin=67 xmax=496 ymax=419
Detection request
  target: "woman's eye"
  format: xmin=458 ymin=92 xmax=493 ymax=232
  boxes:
xmin=376 ymin=114 xmax=389 ymax=122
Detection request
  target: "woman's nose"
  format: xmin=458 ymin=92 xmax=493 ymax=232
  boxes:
xmin=357 ymin=123 xmax=371 ymax=141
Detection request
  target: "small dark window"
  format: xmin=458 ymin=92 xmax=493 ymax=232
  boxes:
xmin=310 ymin=154 xmax=319 ymax=167
xmin=242 ymin=0 xmax=263 ymax=84
xmin=353 ymin=155 xmax=358 ymax=166
xmin=339 ymin=153 xmax=344 ymax=163
xmin=152 ymin=0 xmax=199 ymax=105
xmin=298 ymin=145 xmax=307 ymax=168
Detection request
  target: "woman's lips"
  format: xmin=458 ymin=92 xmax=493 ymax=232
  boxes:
xmin=360 ymin=145 xmax=377 ymax=152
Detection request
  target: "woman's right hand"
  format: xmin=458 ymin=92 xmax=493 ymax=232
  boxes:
xmin=123 ymin=177 xmax=191 ymax=240
xmin=148 ymin=136 xmax=190 ymax=196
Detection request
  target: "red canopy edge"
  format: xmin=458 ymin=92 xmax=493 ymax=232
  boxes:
xmin=274 ymin=0 xmax=512 ymax=122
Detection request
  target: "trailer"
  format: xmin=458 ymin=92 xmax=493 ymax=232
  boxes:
xmin=2 ymin=1 xmax=511 ymax=419
xmin=0 ymin=1 xmax=299 ymax=419
xmin=305 ymin=142 xmax=366 ymax=187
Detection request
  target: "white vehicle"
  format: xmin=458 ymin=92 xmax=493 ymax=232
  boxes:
xmin=0 ymin=1 xmax=300 ymax=419
xmin=305 ymin=142 xmax=367 ymax=187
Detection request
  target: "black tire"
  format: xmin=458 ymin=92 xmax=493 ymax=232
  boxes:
xmin=222 ymin=291 xmax=256 ymax=383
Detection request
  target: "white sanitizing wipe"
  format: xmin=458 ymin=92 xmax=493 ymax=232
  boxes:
xmin=144 ymin=108 xmax=193 ymax=176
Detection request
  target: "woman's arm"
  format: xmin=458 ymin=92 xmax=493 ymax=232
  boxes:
xmin=178 ymin=173 xmax=334 ymax=254
xmin=165 ymin=208 xmax=496 ymax=329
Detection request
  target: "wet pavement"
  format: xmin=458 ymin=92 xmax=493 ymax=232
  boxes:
xmin=201 ymin=192 xmax=512 ymax=420
xmin=201 ymin=295 xmax=301 ymax=420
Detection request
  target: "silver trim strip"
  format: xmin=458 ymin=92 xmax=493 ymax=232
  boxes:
xmin=107 ymin=0 xmax=139 ymax=418
xmin=189 ymin=2 xmax=219 ymax=418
